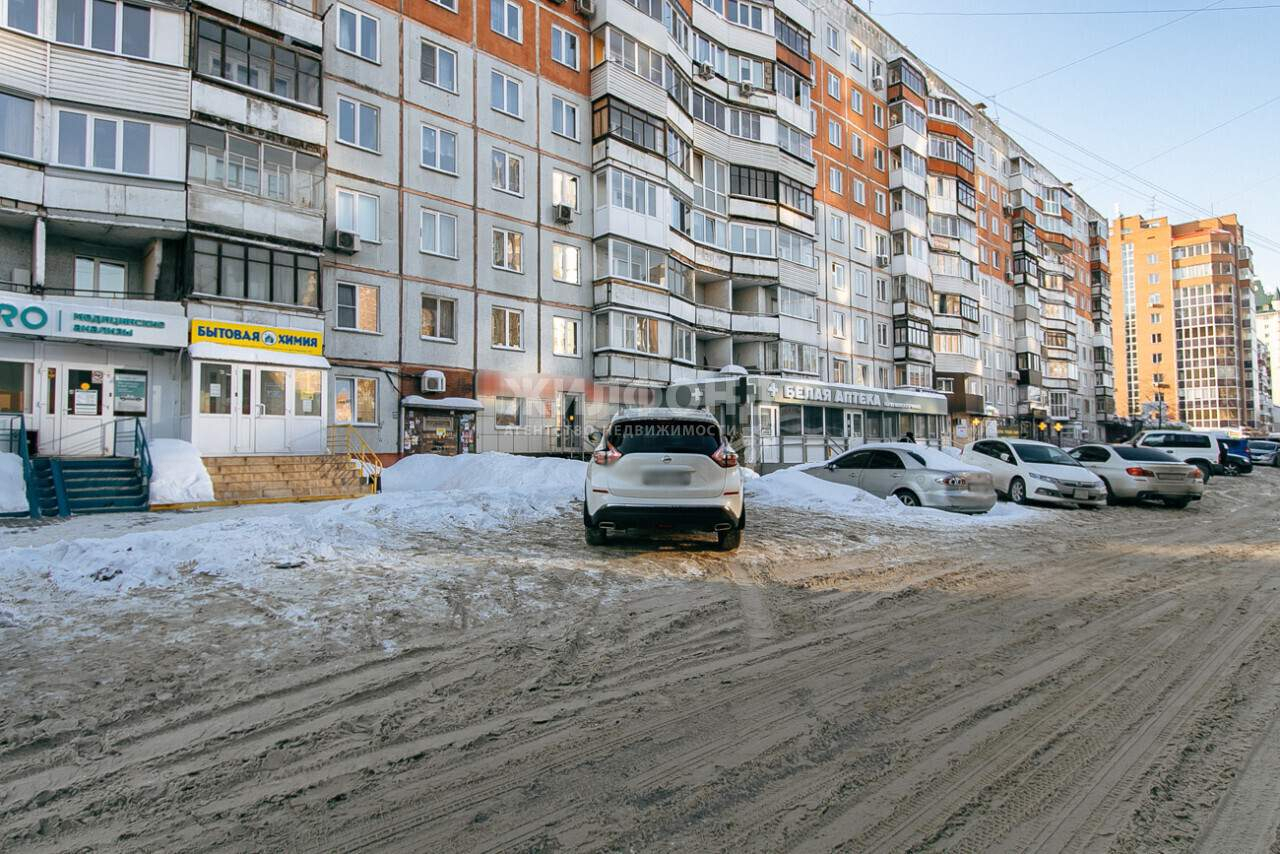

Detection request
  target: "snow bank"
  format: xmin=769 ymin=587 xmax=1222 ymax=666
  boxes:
xmin=0 ymin=452 xmax=29 ymax=513
xmin=148 ymin=439 xmax=215 ymax=505
xmin=382 ymin=452 xmax=585 ymax=497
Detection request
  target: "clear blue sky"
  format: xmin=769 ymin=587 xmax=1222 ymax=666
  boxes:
xmin=857 ymin=0 xmax=1280 ymax=291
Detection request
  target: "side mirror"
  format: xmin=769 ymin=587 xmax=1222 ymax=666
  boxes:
xmin=825 ymin=462 xmax=837 ymax=470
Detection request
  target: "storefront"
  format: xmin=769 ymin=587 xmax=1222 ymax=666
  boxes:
xmin=0 ymin=293 xmax=187 ymax=456
xmin=186 ymin=318 xmax=328 ymax=455
xmin=400 ymin=396 xmax=482 ymax=456
xmin=664 ymin=374 xmax=950 ymax=471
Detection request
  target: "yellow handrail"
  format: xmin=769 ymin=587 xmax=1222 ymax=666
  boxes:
xmin=327 ymin=425 xmax=382 ymax=494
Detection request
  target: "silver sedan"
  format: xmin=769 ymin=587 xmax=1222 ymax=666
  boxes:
xmin=1068 ymin=444 xmax=1205 ymax=508
xmin=807 ymin=443 xmax=998 ymax=514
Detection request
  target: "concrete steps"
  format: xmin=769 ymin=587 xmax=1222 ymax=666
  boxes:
xmin=203 ymin=455 xmax=367 ymax=503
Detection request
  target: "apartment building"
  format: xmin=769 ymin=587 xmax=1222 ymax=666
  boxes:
xmin=1109 ymin=213 xmax=1261 ymax=431
xmin=1251 ymin=281 xmax=1276 ymax=429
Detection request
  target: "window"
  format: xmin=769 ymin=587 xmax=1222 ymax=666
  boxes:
xmin=855 ymin=268 xmax=868 ymax=296
xmin=829 ymin=166 xmax=843 ymax=195
xmin=873 ymin=103 xmax=884 ymax=127
xmin=551 ymin=25 xmax=578 ymax=69
xmin=730 ymin=165 xmax=777 ymax=201
xmin=490 ymin=69 xmax=522 ymax=117
xmin=828 ymin=118 xmax=842 ymax=148
xmin=778 ymin=229 xmax=814 ymax=267
xmin=335 ymin=376 xmax=377 ymax=425
xmin=421 ymin=40 xmax=457 ymax=92
xmin=552 ymin=169 xmax=579 ymax=210
xmin=1147 ymin=272 xmax=1160 ymax=284
xmin=6 ymin=0 xmax=37 ymax=33
xmin=195 ymin=19 xmax=321 ymax=106
xmin=73 ymin=257 xmax=126 ymax=296
xmin=492 ymin=305 xmax=524 ymax=349
xmin=875 ymin=191 xmax=886 ymax=215
xmin=492 ymin=227 xmax=523 ymax=272
xmin=827 ymin=72 xmax=841 ymax=101
xmin=0 ymin=92 xmax=35 ymax=158
xmin=593 ymin=98 xmax=665 ymax=153
xmin=854 ymin=180 xmax=865 ymax=205
xmin=199 ymin=363 xmax=231 ymax=415
xmin=851 ymin=89 xmax=863 ymax=114
xmin=876 ymin=321 xmax=888 ymax=345
xmin=56 ymin=110 xmax=151 ymax=175
xmin=494 ymin=396 xmax=524 ymax=428
xmin=598 ymin=167 xmax=660 ymax=217
xmin=729 ymin=223 xmax=774 ymax=256
xmin=491 ymin=148 xmax=523 ymax=196
xmin=337 ymin=5 xmax=379 ymax=62
xmin=856 ymin=316 xmax=868 ymax=343
xmin=727 ymin=0 xmax=764 ymax=29
xmin=830 ymin=261 xmax=846 ymax=290
xmin=596 ymin=238 xmax=666 ymax=285
xmin=775 ymin=13 xmax=809 ymax=58
xmin=336 ymin=97 xmax=379 ymax=152
xmin=613 ymin=313 xmax=659 ymax=354
xmin=553 ymin=243 xmax=580 ymax=284
xmin=673 ymin=325 xmax=694 ymax=363
xmin=420 ymin=295 xmax=456 ymax=340
xmin=55 ymin=0 xmax=149 ymax=55
xmin=829 ymin=213 xmax=845 ymax=243
xmin=336 ymin=282 xmax=379 ymax=332
xmin=832 ymin=310 xmax=847 ymax=339
xmin=420 ymin=124 xmax=457 ymax=174
xmin=420 ymin=209 xmax=457 ymax=257
xmin=551 ymin=96 xmax=578 ymax=140
xmin=336 ymin=188 xmax=379 ymax=242
xmin=610 ymin=28 xmax=666 ymax=83
xmin=490 ymin=0 xmax=521 ymax=41
xmin=854 ymin=224 xmax=867 ymax=250
xmin=825 ymin=23 xmax=838 ymax=52
xmin=552 ymin=316 xmax=581 ymax=357
xmin=188 ymin=125 xmax=323 ymax=208
xmin=190 ymin=238 xmax=319 ymax=307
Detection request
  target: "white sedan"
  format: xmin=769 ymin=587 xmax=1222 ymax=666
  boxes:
xmin=960 ymin=438 xmax=1107 ymax=508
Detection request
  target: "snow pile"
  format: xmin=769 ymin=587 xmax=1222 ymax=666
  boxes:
xmin=0 ymin=452 xmax=29 ymax=513
xmin=382 ymin=452 xmax=585 ymax=497
xmin=148 ymin=439 xmax=215 ymax=505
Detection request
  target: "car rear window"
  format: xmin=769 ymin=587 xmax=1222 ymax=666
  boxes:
xmin=1248 ymin=440 xmax=1277 ymax=450
xmin=608 ymin=420 xmax=721 ymax=455
xmin=1115 ymin=446 xmax=1179 ymax=462
xmin=1011 ymin=442 xmax=1081 ymax=466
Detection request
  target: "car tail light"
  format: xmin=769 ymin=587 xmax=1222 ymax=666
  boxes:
xmin=936 ymin=475 xmax=968 ymax=488
xmin=712 ymin=445 xmax=739 ymax=468
xmin=592 ymin=446 xmax=622 ymax=466
xmin=1125 ymin=467 xmax=1155 ymax=478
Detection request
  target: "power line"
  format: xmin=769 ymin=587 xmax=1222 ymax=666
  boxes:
xmin=876 ymin=4 xmax=1280 ymax=16
xmin=993 ymin=0 xmax=1229 ymax=96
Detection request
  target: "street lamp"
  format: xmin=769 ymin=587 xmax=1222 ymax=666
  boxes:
xmin=1053 ymin=421 xmax=1063 ymax=446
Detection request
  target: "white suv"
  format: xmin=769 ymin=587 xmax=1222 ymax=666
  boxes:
xmin=584 ymin=408 xmax=745 ymax=550
xmin=1129 ymin=430 xmax=1219 ymax=482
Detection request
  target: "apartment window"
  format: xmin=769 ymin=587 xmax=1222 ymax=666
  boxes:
xmin=851 ymin=89 xmax=863 ymax=114
xmin=854 ymin=180 xmax=865 ymax=205
xmin=336 ymin=188 xmax=378 ymax=242
xmin=613 ymin=313 xmax=659 ymax=354
xmin=55 ymin=0 xmax=149 ymax=56
xmin=829 ymin=261 xmax=846 ymax=290
xmin=336 ymin=97 xmax=379 ymax=152
xmin=0 ymin=92 xmax=35 ymax=159
xmin=337 ymin=5 xmax=379 ymax=62
xmin=875 ymin=191 xmax=886 ymax=215
xmin=874 ymin=147 xmax=885 ymax=171
xmin=551 ymin=96 xmax=578 ymax=140
xmin=190 ymin=238 xmax=319 ymax=307
xmin=1146 ymin=253 xmax=1158 ymax=264
xmin=420 ymin=124 xmax=457 ymax=174
xmin=56 ymin=110 xmax=150 ymax=175
xmin=420 ymin=209 xmax=457 ymax=258
xmin=552 ymin=169 xmax=579 ymax=210
xmin=829 ymin=166 xmax=843 ymax=195
xmin=195 ymin=19 xmax=321 ymax=107
xmin=673 ymin=325 xmax=694 ymax=363
xmin=421 ymin=40 xmax=457 ymax=92
xmin=730 ymin=165 xmax=777 ymax=201
xmin=74 ymin=257 xmax=126 ymax=296
xmin=492 ymin=227 xmax=523 ymax=272
xmin=335 ymin=377 xmax=377 ymax=425
xmin=5 ymin=0 xmax=36 ymax=33
xmin=492 ymin=305 xmax=524 ymax=349
xmin=551 ymin=25 xmax=579 ymax=69
xmin=420 ymin=295 xmax=456 ymax=341
xmin=855 ymin=268 xmax=868 ymax=296
xmin=825 ymin=23 xmax=838 ymax=53
xmin=188 ymin=125 xmax=323 ymax=208
xmin=852 ymin=134 xmax=864 ymax=160
xmin=552 ymin=316 xmax=581 ymax=357
xmin=873 ymin=103 xmax=884 ymax=127
xmin=832 ymin=310 xmax=847 ymax=339
xmin=592 ymin=98 xmax=665 ymax=153
xmin=336 ymin=282 xmax=379 ymax=332
xmin=856 ymin=316 xmax=868 ymax=343
xmin=876 ymin=321 xmax=888 ymax=345
xmin=494 ymin=396 xmax=524 ymax=427
xmin=552 ymin=243 xmax=581 ymax=284
xmin=828 ymin=119 xmax=842 ymax=148
xmin=490 ymin=0 xmax=521 ymax=42
xmin=491 ymin=148 xmax=523 ymax=196
xmin=827 ymin=72 xmax=840 ymax=101
xmin=729 ymin=223 xmax=774 ymax=256
xmin=596 ymin=237 xmax=666 ymax=285
xmin=490 ymin=70 xmax=522 ymax=117
xmin=829 ymin=213 xmax=845 ymax=243
xmin=854 ymin=224 xmax=867 ymax=251
xmin=1147 ymin=272 xmax=1160 ymax=284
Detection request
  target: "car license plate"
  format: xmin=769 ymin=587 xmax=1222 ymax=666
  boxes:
xmin=643 ymin=471 xmax=691 ymax=486
xmin=1073 ymin=489 xmax=1091 ymax=500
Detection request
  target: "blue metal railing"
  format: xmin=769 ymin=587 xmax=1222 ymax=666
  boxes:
xmin=1 ymin=412 xmax=40 ymax=519
xmin=113 ymin=417 xmax=153 ymax=499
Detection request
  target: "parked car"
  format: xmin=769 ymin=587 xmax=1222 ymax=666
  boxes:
xmin=961 ymin=439 xmax=1107 ymax=508
xmin=806 ymin=443 xmax=998 ymax=514
xmin=1247 ymin=439 xmax=1279 ymax=467
xmin=1129 ymin=430 xmax=1220 ymax=483
xmin=1215 ymin=438 xmax=1253 ymax=476
xmin=584 ymin=408 xmax=745 ymax=551
xmin=1067 ymin=444 xmax=1204 ymax=508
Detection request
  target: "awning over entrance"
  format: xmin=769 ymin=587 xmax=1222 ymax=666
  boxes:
xmin=187 ymin=341 xmax=330 ymax=370
xmin=401 ymin=395 xmax=484 ymax=411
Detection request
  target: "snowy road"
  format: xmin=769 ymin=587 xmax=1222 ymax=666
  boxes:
xmin=1 ymin=459 xmax=1279 ymax=852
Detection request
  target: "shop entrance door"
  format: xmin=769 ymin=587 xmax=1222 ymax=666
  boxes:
xmin=254 ymin=368 xmax=288 ymax=453
xmin=557 ymin=392 xmax=583 ymax=451
xmin=232 ymin=366 xmax=254 ymax=453
xmin=844 ymin=410 xmax=863 ymax=450
xmin=758 ymin=405 xmax=780 ymax=464
xmin=40 ymin=364 xmax=114 ymax=456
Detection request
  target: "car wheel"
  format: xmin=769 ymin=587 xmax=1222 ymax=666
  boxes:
xmin=1194 ymin=462 xmax=1213 ymax=484
xmin=717 ymin=527 xmax=742 ymax=551
xmin=1163 ymin=497 xmax=1192 ymax=509
xmin=1224 ymin=462 xmax=1241 ymax=476
xmin=893 ymin=489 xmax=920 ymax=508
xmin=1009 ymin=477 xmax=1027 ymax=505
xmin=1101 ymin=478 xmax=1117 ymax=506
xmin=585 ymin=526 xmax=607 ymax=546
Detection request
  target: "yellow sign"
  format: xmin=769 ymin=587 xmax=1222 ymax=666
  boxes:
xmin=189 ymin=319 xmax=323 ymax=356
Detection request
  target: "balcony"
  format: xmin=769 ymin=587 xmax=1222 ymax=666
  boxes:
xmin=730 ymin=311 xmax=780 ymax=338
xmin=947 ymin=391 xmax=985 ymax=416
xmin=695 ymin=305 xmax=731 ymax=332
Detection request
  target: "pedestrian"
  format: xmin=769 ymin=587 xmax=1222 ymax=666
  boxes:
xmin=900 ymin=431 xmax=917 ymax=444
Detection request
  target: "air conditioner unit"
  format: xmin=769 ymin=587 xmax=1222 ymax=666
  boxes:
xmin=738 ymin=81 xmax=755 ymax=96
xmin=421 ymin=370 xmax=446 ymax=394
xmin=871 ymin=75 xmax=884 ymax=90
xmin=574 ymin=0 xmax=594 ymax=15
xmin=332 ymin=229 xmax=361 ymax=254
xmin=695 ymin=62 xmax=715 ymax=80
xmin=875 ymin=254 xmax=890 ymax=268
xmin=553 ymin=203 xmax=573 ymax=224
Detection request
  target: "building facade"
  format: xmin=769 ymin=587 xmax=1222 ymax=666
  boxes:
xmin=1 ymin=0 xmax=1152 ymax=462
xmin=1109 ymin=214 xmax=1262 ymax=431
